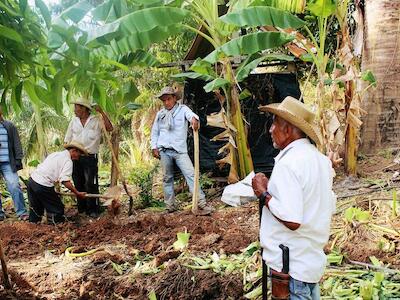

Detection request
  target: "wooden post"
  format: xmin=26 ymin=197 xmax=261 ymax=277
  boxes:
xmin=110 ymin=126 xmax=120 ymax=187
xmin=191 ymin=129 xmax=200 ymax=214
xmin=0 ymin=238 xmax=11 ymax=289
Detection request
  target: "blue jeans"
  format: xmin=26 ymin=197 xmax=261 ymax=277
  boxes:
xmin=0 ymin=162 xmax=27 ymax=217
xmin=290 ymin=277 xmax=320 ymax=300
xmin=160 ymin=149 xmax=206 ymax=209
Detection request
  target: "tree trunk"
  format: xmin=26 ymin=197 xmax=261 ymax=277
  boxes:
xmin=360 ymin=0 xmax=400 ymax=153
xmin=32 ymin=103 xmax=47 ymax=160
xmin=224 ymin=61 xmax=254 ymax=182
xmin=110 ymin=126 xmax=120 ymax=187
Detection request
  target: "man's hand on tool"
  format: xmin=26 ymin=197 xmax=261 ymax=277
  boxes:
xmin=191 ymin=117 xmax=199 ymax=131
xmin=92 ymin=104 xmax=103 ymax=113
xmin=328 ymin=150 xmax=343 ymax=169
xmin=152 ymin=148 xmax=160 ymax=159
xmin=76 ymin=191 xmax=87 ymax=200
xmin=252 ymin=173 xmax=268 ymax=198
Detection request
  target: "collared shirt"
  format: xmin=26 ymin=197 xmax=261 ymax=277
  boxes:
xmin=64 ymin=115 xmax=102 ymax=154
xmin=150 ymin=104 xmax=199 ymax=154
xmin=260 ymin=138 xmax=336 ymax=283
xmin=0 ymin=123 xmax=9 ymax=162
xmin=31 ymin=150 xmax=73 ymax=187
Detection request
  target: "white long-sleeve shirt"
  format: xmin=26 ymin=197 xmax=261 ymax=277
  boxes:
xmin=31 ymin=150 xmax=73 ymax=187
xmin=260 ymin=138 xmax=336 ymax=283
xmin=64 ymin=115 xmax=101 ymax=154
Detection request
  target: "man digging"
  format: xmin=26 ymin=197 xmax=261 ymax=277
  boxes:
xmin=151 ymin=86 xmax=212 ymax=214
xmin=64 ymin=98 xmax=113 ymax=218
xmin=252 ymin=97 xmax=336 ymax=299
xmin=27 ymin=141 xmax=87 ymax=224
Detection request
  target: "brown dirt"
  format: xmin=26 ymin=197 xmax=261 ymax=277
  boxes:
xmin=0 ymin=153 xmax=399 ymax=299
xmin=0 ymin=204 xmax=257 ymax=299
xmin=0 ymin=205 xmax=258 ymax=261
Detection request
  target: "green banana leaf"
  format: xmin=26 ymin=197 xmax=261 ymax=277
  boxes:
xmin=86 ymin=7 xmax=189 ymax=44
xmin=204 ymin=78 xmax=230 ymax=93
xmin=0 ymin=24 xmax=23 ymax=43
xmin=101 ymin=25 xmax=182 ymax=56
xmin=171 ymin=72 xmax=215 ymax=82
xmin=220 ymin=6 xmax=305 ymax=29
xmin=118 ymin=50 xmax=160 ymax=67
xmin=236 ymin=53 xmax=294 ymax=81
xmin=307 ymin=0 xmax=336 ymax=18
xmin=92 ymin=0 xmax=130 ymax=22
xmin=59 ymin=0 xmax=93 ymax=23
xmin=190 ymin=58 xmax=216 ymax=77
xmin=35 ymin=0 xmax=51 ymax=28
xmin=204 ymin=32 xmax=294 ymax=64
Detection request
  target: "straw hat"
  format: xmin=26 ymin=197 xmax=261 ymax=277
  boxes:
xmin=156 ymin=86 xmax=178 ymax=99
xmin=64 ymin=141 xmax=89 ymax=156
xmin=259 ymin=96 xmax=322 ymax=146
xmin=71 ymin=98 xmax=93 ymax=110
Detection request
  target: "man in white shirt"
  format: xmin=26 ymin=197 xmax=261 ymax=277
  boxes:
xmin=252 ymin=96 xmax=335 ymax=299
xmin=28 ymin=141 xmax=88 ymax=224
xmin=64 ymin=98 xmax=113 ymax=217
xmin=151 ymin=87 xmax=211 ymax=214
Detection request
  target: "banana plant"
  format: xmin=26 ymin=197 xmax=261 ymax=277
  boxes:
xmin=172 ymin=2 xmax=304 ymax=182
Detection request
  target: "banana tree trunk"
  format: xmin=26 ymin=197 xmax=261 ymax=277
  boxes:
xmin=360 ymin=0 xmax=400 ymax=153
xmin=344 ymin=81 xmax=357 ymax=174
xmin=32 ymin=103 xmax=47 ymax=160
xmin=224 ymin=61 xmax=254 ymax=181
xmin=110 ymin=126 xmax=120 ymax=187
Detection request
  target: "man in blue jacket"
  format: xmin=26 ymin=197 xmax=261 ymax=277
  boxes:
xmin=0 ymin=111 xmax=28 ymax=221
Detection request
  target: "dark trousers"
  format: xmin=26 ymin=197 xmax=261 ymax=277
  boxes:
xmin=73 ymin=154 xmax=99 ymax=214
xmin=27 ymin=178 xmax=65 ymax=223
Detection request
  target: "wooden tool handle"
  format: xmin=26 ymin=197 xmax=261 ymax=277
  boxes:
xmin=192 ymin=129 xmax=200 ymax=213
xmin=57 ymin=192 xmax=113 ymax=199
xmin=0 ymin=238 xmax=11 ymax=289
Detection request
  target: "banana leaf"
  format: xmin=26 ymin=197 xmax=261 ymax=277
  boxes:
xmin=236 ymin=53 xmax=294 ymax=81
xmin=86 ymin=7 xmax=189 ymax=44
xmin=204 ymin=78 xmax=230 ymax=93
xmin=220 ymin=6 xmax=305 ymax=29
xmin=171 ymin=72 xmax=214 ymax=82
xmin=59 ymin=0 xmax=93 ymax=23
xmin=203 ymin=32 xmax=294 ymax=64
xmin=34 ymin=0 xmax=51 ymax=28
xmin=307 ymin=0 xmax=336 ymax=18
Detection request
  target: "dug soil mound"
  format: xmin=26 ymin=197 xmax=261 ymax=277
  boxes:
xmin=0 ymin=205 xmax=258 ymax=261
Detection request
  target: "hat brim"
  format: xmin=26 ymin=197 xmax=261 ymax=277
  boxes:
xmin=156 ymin=92 xmax=177 ymax=99
xmin=260 ymin=103 xmax=322 ymax=146
xmin=71 ymin=101 xmax=92 ymax=110
xmin=64 ymin=143 xmax=89 ymax=156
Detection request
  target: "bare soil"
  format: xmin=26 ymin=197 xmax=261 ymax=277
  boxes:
xmin=0 ymin=153 xmax=399 ymax=299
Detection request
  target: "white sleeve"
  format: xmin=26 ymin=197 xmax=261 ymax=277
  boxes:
xmin=183 ymin=105 xmax=199 ymax=122
xmin=268 ymin=163 xmax=303 ymax=224
xmin=59 ymin=160 xmax=73 ymax=183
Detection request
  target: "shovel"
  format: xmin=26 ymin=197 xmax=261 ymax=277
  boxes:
xmin=58 ymin=186 xmax=121 ymax=207
xmin=191 ymin=128 xmax=200 ymax=214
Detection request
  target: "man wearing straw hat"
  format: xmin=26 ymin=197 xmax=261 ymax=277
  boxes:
xmin=64 ymin=98 xmax=113 ymax=218
xmin=151 ymin=86 xmax=211 ymax=213
xmin=27 ymin=141 xmax=88 ymax=224
xmin=252 ymin=96 xmax=336 ymax=299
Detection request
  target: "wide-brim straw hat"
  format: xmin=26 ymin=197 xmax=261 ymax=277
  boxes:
xmin=71 ymin=98 xmax=93 ymax=110
xmin=156 ymin=86 xmax=178 ymax=99
xmin=259 ymin=96 xmax=322 ymax=146
xmin=64 ymin=141 xmax=89 ymax=156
